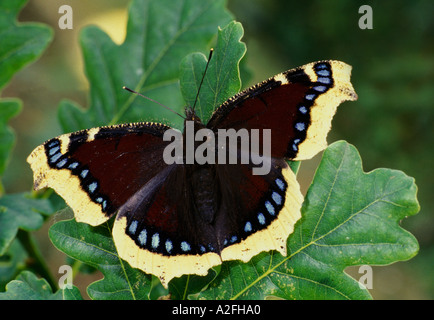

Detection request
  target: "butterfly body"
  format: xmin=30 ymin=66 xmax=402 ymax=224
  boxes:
xmin=28 ymin=60 xmax=357 ymax=288
xmin=189 ymin=164 xmax=219 ymax=224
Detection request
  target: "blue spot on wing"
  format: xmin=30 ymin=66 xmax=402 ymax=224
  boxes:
xmin=265 ymin=201 xmax=275 ymax=215
xmin=275 ymin=178 xmax=285 ymax=191
xmin=129 ymin=220 xmax=138 ymax=235
xmin=272 ymin=192 xmax=282 ymax=206
xmin=181 ymin=241 xmax=191 ymax=252
xmin=50 ymin=153 xmax=62 ymax=164
xmin=138 ymin=229 xmax=147 ymax=246
xmin=244 ymin=221 xmax=252 ymax=233
xmin=295 ymin=122 xmax=306 ymax=131
xmin=151 ymin=233 xmax=160 ymax=249
xmin=316 ymin=69 xmax=330 ymax=77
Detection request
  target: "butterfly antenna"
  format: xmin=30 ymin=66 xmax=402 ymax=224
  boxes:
xmin=192 ymin=48 xmax=214 ymax=112
xmin=123 ymin=86 xmax=185 ymax=119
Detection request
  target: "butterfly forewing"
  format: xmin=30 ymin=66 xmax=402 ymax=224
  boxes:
xmin=207 ymin=60 xmax=357 ymax=160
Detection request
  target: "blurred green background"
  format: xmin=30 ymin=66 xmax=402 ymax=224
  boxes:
xmin=2 ymin=0 xmax=432 ymax=299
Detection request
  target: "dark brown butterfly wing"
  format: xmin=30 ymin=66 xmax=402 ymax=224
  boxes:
xmin=28 ymin=122 xmax=173 ymax=226
xmin=207 ymin=60 xmax=357 ymax=160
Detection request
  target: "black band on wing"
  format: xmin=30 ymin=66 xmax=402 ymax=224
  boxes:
xmin=285 ymin=62 xmax=334 ymax=158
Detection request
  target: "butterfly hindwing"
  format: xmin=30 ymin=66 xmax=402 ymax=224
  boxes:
xmin=214 ymin=159 xmax=303 ymax=263
xmin=113 ymin=158 xmax=303 ymax=287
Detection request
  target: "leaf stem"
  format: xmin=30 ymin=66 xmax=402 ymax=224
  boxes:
xmin=17 ymin=229 xmax=58 ymax=292
xmin=71 ymin=259 xmax=83 ymax=279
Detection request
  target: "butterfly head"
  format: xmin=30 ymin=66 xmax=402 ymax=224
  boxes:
xmin=184 ymin=107 xmax=203 ymax=125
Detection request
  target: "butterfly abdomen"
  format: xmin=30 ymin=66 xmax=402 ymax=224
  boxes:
xmin=190 ymin=164 xmax=220 ymax=224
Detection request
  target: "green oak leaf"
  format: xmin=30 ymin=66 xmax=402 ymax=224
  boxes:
xmin=0 ymin=0 xmax=53 ymax=91
xmin=0 ymin=271 xmax=82 ymax=300
xmin=58 ymin=0 xmax=233 ymax=133
xmin=169 ymin=265 xmax=221 ymax=300
xmin=0 ymin=193 xmax=53 ymax=255
xmin=197 ymin=141 xmax=419 ymax=300
xmin=0 ymin=0 xmax=54 ymax=292
xmin=0 ymin=99 xmax=21 ymax=180
xmin=0 ymin=240 xmax=27 ymax=290
xmin=180 ymin=21 xmax=246 ymax=122
xmin=0 ymin=0 xmax=53 ymax=185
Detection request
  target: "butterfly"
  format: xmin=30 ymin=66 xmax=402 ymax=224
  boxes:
xmin=27 ymin=59 xmax=357 ymax=288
